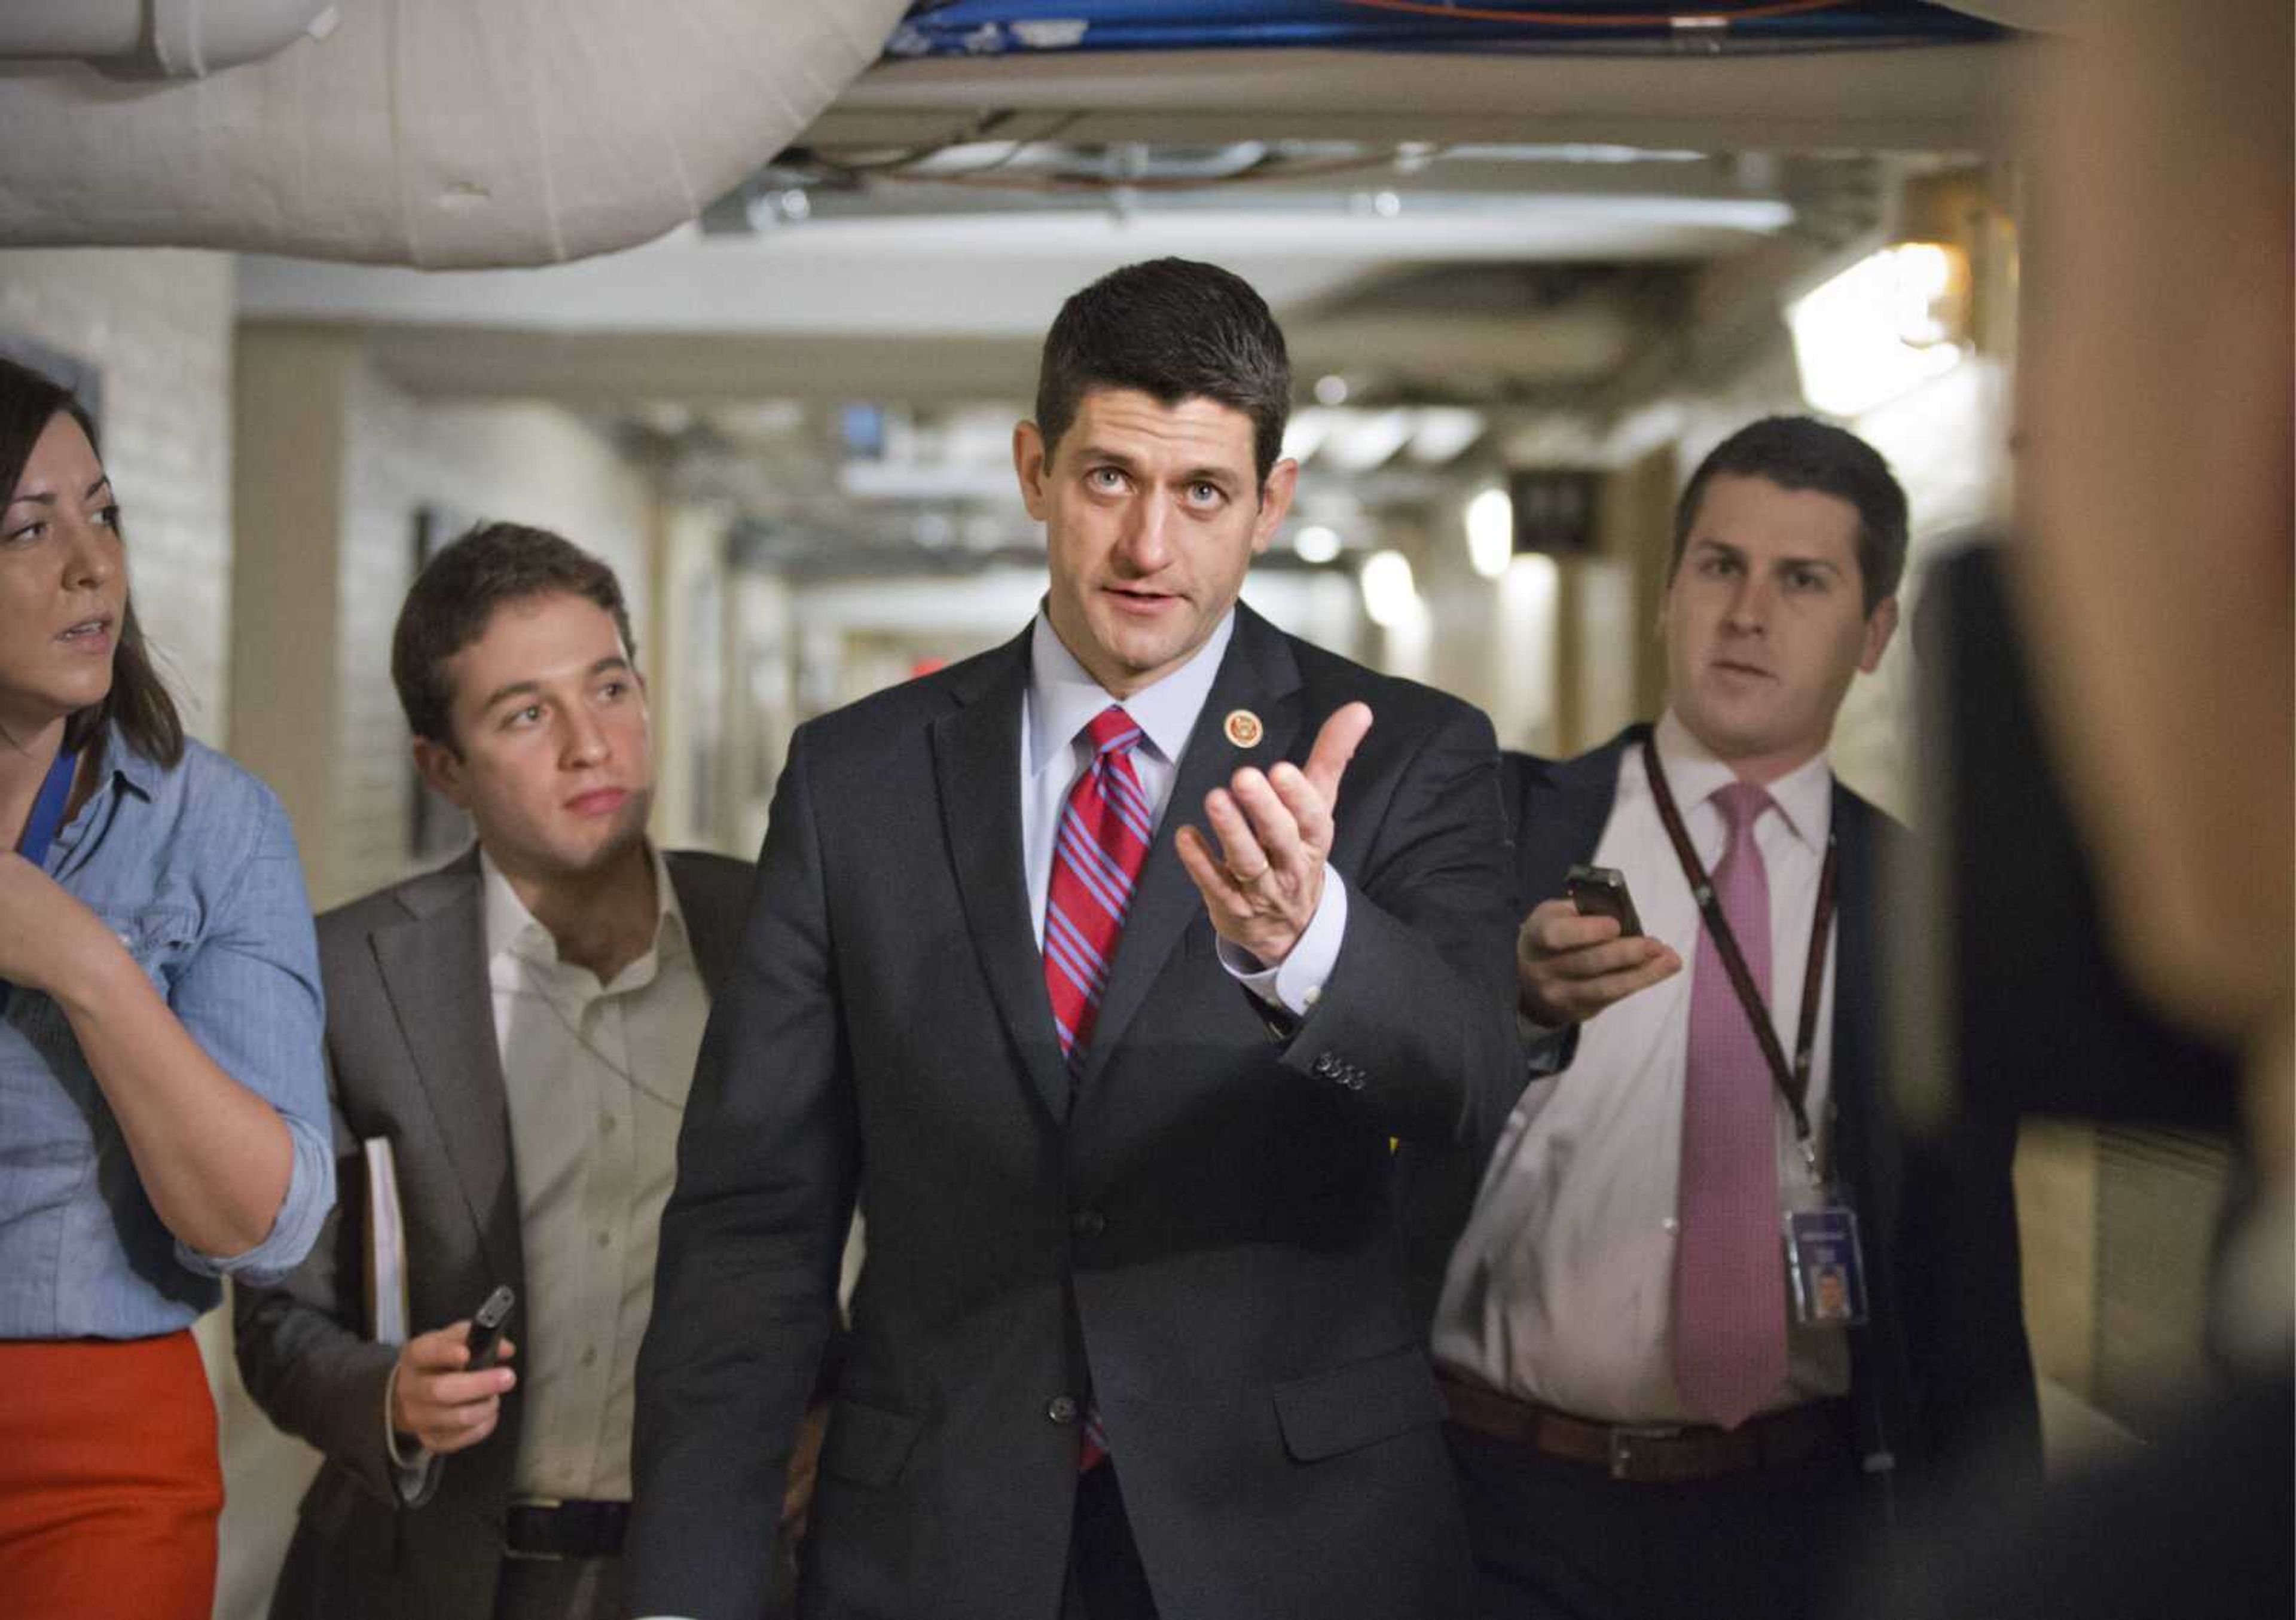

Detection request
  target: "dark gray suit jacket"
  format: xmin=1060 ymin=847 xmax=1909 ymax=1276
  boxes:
xmin=234 ymin=846 xmax=752 ymax=1620
xmin=626 ymin=606 xmax=1522 ymax=1620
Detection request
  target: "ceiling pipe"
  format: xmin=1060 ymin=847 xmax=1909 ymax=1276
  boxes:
xmin=0 ymin=0 xmax=340 ymax=78
xmin=0 ymin=0 xmax=912 ymax=267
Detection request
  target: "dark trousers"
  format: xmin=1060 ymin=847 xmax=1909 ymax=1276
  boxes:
xmin=493 ymin=1553 xmax=622 ymax=1620
xmin=1061 ymin=1463 xmax=1159 ymax=1620
xmin=493 ymin=1527 xmax=798 ymax=1619
xmin=1446 ymin=1422 xmax=1876 ymax=1620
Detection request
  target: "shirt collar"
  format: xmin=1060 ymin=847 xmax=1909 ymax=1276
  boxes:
xmin=1025 ymin=606 xmax=1236 ymax=778
xmin=88 ymin=722 xmax=157 ymax=801
xmin=480 ymin=840 xmax=688 ymax=975
xmin=45 ymin=723 xmax=157 ymax=867
xmin=1652 ymin=710 xmax=1833 ymax=849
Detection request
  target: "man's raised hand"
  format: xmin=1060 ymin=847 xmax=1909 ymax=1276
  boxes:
xmin=1175 ymin=702 xmax=1372 ymax=965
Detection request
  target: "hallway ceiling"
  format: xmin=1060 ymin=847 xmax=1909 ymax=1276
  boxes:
xmin=228 ymin=32 xmax=2013 ymax=573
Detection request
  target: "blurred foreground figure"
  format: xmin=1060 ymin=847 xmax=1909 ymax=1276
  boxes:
xmin=1879 ymin=2 xmax=2292 ymax=1615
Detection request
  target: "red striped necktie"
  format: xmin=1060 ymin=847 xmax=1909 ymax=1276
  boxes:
xmin=1043 ymin=705 xmax=1149 ymax=1474
xmin=1043 ymin=705 xmax=1152 ymax=1074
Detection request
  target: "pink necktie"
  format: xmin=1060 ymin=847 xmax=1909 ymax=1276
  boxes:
xmin=1672 ymin=780 xmax=1790 ymax=1430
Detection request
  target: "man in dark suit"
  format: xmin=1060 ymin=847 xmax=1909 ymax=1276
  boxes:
xmin=625 ymin=258 xmax=1521 ymax=1620
xmin=1418 ymin=417 xmax=2037 ymax=1620
xmin=234 ymin=524 xmax=804 ymax=1620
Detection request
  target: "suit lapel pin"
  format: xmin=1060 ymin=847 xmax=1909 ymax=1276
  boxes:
xmin=1223 ymin=709 xmax=1263 ymax=748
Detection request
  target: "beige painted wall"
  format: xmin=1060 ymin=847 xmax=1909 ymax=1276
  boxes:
xmin=231 ymin=331 xmax=360 ymax=903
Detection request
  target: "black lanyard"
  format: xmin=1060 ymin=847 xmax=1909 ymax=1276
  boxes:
xmin=1641 ymin=738 xmax=1837 ymax=1160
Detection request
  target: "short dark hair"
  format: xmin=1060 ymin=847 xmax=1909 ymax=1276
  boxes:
xmin=0 ymin=356 xmax=184 ymax=767
xmin=1668 ymin=415 xmax=1909 ymax=613
xmin=1035 ymin=257 xmax=1293 ymax=487
xmin=392 ymin=521 xmax=636 ymax=750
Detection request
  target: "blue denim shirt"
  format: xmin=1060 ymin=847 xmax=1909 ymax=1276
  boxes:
xmin=0 ymin=728 xmax=333 ymax=1338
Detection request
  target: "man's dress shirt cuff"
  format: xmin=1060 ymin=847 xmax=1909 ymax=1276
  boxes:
xmin=1215 ymin=864 xmax=1348 ymax=1017
xmin=1516 ymin=1009 xmax=1580 ymax=1080
xmin=381 ymin=1360 xmax=442 ymax=1505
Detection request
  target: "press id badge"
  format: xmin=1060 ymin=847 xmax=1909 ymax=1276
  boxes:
xmin=1784 ymin=1206 xmax=1869 ymax=1328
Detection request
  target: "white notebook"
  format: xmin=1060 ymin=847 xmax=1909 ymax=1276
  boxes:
xmin=360 ymin=1136 xmax=408 ymax=1344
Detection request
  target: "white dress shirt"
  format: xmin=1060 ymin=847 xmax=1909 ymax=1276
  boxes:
xmin=1432 ymin=711 xmax=1852 ymax=1422
xmin=1020 ymin=608 xmax=1345 ymax=1014
xmin=482 ymin=844 xmax=710 ymax=1500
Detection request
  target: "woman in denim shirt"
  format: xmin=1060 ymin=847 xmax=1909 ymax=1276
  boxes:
xmin=0 ymin=357 xmax=333 ymax=1619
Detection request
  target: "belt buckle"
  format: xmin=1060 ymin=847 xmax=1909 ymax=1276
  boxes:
xmin=504 ymin=1496 xmax=566 ymax=1563
xmin=1607 ymin=1423 xmax=1681 ymax=1482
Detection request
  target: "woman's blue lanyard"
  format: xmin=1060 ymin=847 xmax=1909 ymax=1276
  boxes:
xmin=0 ymin=747 xmax=80 ymax=1015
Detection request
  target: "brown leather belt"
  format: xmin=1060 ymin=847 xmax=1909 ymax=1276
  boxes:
xmin=1438 ymin=1373 xmax=1852 ymax=1484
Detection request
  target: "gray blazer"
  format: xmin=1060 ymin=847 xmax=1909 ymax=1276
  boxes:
xmin=233 ymin=846 xmax=752 ymax=1620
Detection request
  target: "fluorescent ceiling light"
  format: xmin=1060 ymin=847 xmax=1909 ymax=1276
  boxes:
xmin=1360 ymin=549 xmax=1420 ymax=628
xmin=1407 ymin=408 xmax=1487 ymax=466
xmin=1787 ymin=242 xmax=1970 ymax=418
xmin=1323 ymin=408 xmax=1418 ymax=472
xmin=1293 ymin=524 xmax=1343 ymax=564
xmin=1445 ymin=143 xmax=1709 ymax=164
xmin=1282 ymin=406 xmax=1344 ymax=466
xmin=1465 ymin=487 xmax=1515 ymax=580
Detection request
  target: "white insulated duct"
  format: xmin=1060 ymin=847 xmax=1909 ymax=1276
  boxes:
xmin=0 ymin=0 xmax=913 ymax=267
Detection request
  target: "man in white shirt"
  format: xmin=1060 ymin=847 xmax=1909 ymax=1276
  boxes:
xmin=1416 ymin=417 xmax=2037 ymax=1620
xmin=625 ymin=258 xmax=1521 ymax=1620
xmin=235 ymin=523 xmax=817 ymax=1620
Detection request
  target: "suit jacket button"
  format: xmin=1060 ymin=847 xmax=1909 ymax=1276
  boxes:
xmin=1046 ymin=1395 xmax=1080 ymax=1425
xmin=1070 ymin=1210 xmax=1106 ymax=1238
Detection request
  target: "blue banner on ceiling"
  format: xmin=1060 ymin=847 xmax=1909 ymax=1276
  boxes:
xmin=887 ymin=2 xmax=2013 ymax=59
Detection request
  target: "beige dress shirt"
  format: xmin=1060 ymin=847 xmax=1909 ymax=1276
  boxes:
xmin=482 ymin=845 xmax=709 ymax=1500
xmin=1431 ymin=712 xmax=1852 ymax=1422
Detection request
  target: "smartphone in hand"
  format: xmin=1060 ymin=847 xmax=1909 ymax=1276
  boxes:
xmin=1564 ymin=863 xmax=1644 ymax=939
xmin=464 ymin=1284 xmax=515 ymax=1371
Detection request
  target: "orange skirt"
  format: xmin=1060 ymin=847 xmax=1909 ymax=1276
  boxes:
xmin=0 ymin=1331 xmax=222 ymax=1620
